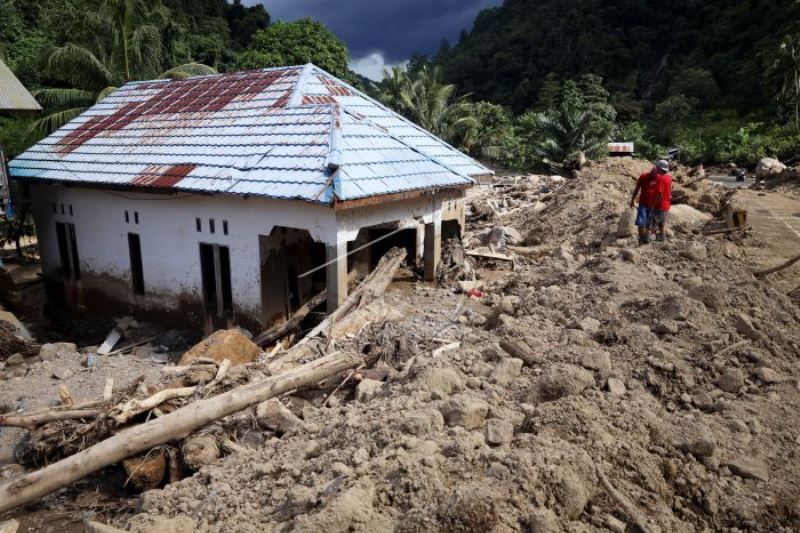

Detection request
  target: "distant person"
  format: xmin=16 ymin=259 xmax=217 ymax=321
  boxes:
xmin=629 ymin=162 xmax=662 ymax=245
xmin=648 ymin=160 xmax=673 ymax=242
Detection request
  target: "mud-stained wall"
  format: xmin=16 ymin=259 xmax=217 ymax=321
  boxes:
xmin=29 ymin=184 xmax=462 ymax=331
xmin=30 ymin=184 xmax=336 ymax=330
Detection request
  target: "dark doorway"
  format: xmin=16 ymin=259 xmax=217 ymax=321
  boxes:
xmin=128 ymin=233 xmax=144 ymax=295
xmin=368 ymin=227 xmax=416 ymax=268
xmin=55 ymin=222 xmax=80 ymax=280
xmin=200 ymin=243 xmax=233 ymax=330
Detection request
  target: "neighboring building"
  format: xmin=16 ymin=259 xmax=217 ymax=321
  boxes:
xmin=9 ymin=64 xmax=491 ymax=332
xmin=608 ymin=142 xmax=634 ymax=157
xmin=0 ymin=57 xmax=42 ymax=216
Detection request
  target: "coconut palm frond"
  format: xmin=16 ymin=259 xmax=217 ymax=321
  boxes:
xmin=130 ymin=24 xmax=163 ymax=80
xmin=27 ymin=108 xmax=88 ymax=140
xmin=34 ymin=88 xmax=96 ymax=110
xmin=159 ymin=63 xmax=217 ymax=80
xmin=47 ymin=44 xmax=116 ymax=90
xmin=96 ymin=86 xmax=119 ymax=102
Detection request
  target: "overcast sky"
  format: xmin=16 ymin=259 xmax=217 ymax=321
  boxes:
xmin=245 ymin=0 xmax=503 ymax=80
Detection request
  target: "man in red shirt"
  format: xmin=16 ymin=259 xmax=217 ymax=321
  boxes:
xmin=629 ymin=162 xmax=663 ymax=244
xmin=648 ymin=160 xmax=673 ymax=242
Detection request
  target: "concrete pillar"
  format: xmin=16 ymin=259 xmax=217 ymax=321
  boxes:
xmin=415 ymin=223 xmax=425 ymax=265
xmin=326 ymin=239 xmax=348 ymax=312
xmin=423 ymin=217 xmax=442 ymax=282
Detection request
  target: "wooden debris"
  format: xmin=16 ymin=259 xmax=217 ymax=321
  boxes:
xmin=753 ymin=253 xmax=800 ymax=278
xmin=0 ymin=519 xmax=19 ymax=533
xmin=253 ymin=289 xmax=327 ymax=347
xmin=0 ymin=351 xmax=362 ymax=514
xmin=466 ymin=250 xmax=515 ymax=262
xmin=432 ymin=342 xmax=460 ymax=358
xmin=57 ymin=384 xmax=75 ymax=407
xmin=103 ymin=378 xmax=114 ymax=402
xmin=97 ymin=316 xmax=134 ymax=356
xmin=0 ymin=408 xmax=103 ymax=428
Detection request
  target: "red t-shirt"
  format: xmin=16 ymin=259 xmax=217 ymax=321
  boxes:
xmin=654 ymin=173 xmax=673 ymax=210
xmin=636 ymin=170 xmax=660 ymax=207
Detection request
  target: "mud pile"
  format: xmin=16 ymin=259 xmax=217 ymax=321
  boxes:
xmin=40 ymin=159 xmax=800 ymax=532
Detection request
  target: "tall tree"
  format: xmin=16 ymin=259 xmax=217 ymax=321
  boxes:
xmin=766 ymin=34 xmax=800 ymax=128
xmin=235 ymin=19 xmax=349 ymax=77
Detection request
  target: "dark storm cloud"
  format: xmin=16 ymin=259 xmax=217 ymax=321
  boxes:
xmin=246 ymin=0 xmax=503 ymax=62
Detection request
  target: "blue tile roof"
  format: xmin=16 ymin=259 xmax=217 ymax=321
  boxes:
xmin=10 ymin=64 xmax=491 ymax=204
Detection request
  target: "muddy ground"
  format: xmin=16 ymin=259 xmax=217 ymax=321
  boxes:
xmin=2 ymin=157 xmax=800 ymax=532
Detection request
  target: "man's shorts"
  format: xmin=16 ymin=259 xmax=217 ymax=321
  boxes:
xmin=635 ymin=206 xmax=651 ymax=227
xmin=648 ymin=210 xmax=668 ymax=229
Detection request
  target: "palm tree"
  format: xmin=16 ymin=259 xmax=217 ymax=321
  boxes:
xmin=766 ymin=34 xmax=800 ymax=128
xmin=533 ymin=100 xmax=609 ymax=170
xmin=30 ymin=0 xmax=216 ymax=138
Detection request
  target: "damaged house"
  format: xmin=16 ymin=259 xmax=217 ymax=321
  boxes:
xmin=9 ymin=64 xmax=490 ymax=332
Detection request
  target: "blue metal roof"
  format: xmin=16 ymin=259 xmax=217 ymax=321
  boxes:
xmin=10 ymin=64 xmax=491 ymax=204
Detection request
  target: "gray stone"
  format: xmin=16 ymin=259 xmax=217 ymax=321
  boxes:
xmin=606 ymin=377 xmax=626 ymax=396
xmin=352 ymin=447 xmax=369 ymax=465
xmin=670 ymin=420 xmax=716 ymax=457
xmin=652 ymin=320 xmax=680 ymax=335
xmin=605 ymin=515 xmax=627 ymax=533
xmin=485 ymin=419 xmax=514 ymax=446
xmin=578 ymin=317 xmax=601 ymax=334
xmin=755 ymin=157 xmax=786 ymax=179
xmin=580 ymin=351 xmax=611 ymax=373
xmin=733 ymin=313 xmax=759 ymax=340
xmin=491 ymin=358 xmax=523 ymax=386
xmin=717 ymin=368 xmax=744 ymax=393
xmin=38 ymin=342 xmax=77 ymax=361
xmin=440 ymin=395 xmax=489 ymax=429
xmin=682 ymin=243 xmax=708 ymax=261
xmin=531 ymin=364 xmax=595 ymax=403
xmin=5 ymin=354 xmax=24 ymax=366
xmin=754 ymin=367 xmax=782 ymax=384
xmin=51 ymin=367 xmax=73 ymax=380
xmin=724 ymin=457 xmax=769 ymax=481
xmin=256 ymin=399 xmax=303 ymax=433
xmin=500 ymin=295 xmax=521 ymax=316
xmin=418 ymin=366 xmax=465 ymax=398
xmin=527 ymin=508 xmax=560 ymax=533
xmin=304 ymin=440 xmax=322 ymax=459
xmin=355 ymin=378 xmax=384 ymax=402
xmin=619 ymin=248 xmax=639 ymax=264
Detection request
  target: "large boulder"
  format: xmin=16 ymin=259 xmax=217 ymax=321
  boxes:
xmin=755 ymin=158 xmax=786 ymax=179
xmin=177 ymin=328 xmax=261 ymax=366
xmin=669 ymin=204 xmax=712 ymax=230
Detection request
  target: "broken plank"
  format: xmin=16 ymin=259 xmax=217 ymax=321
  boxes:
xmin=253 ymin=289 xmax=326 ymax=348
xmin=97 ymin=316 xmax=134 ymax=356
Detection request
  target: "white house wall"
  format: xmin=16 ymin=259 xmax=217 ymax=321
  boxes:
xmin=29 ymin=184 xmax=463 ymax=330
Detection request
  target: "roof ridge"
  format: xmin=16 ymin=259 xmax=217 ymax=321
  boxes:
xmin=307 ymin=65 xmax=491 ymax=176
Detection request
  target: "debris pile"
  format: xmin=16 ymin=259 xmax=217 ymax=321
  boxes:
xmin=1 ymin=158 xmax=799 ymax=532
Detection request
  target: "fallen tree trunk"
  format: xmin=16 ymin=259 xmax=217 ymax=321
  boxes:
xmin=0 ymin=409 xmax=103 ymax=428
xmin=753 ymin=253 xmax=800 ymax=278
xmin=0 ymin=351 xmax=361 ymax=514
xmin=253 ymin=289 xmax=327 ymax=347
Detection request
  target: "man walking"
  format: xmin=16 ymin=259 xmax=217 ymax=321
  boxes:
xmin=649 ymin=160 xmax=673 ymax=242
xmin=629 ymin=161 xmax=662 ymax=245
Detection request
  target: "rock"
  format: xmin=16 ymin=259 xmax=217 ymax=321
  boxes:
xmin=256 ymin=399 xmax=303 ymax=433
xmin=531 ymin=364 xmax=595 ymax=403
xmin=682 ymin=242 xmax=708 ymax=261
xmin=304 ymin=440 xmax=322 ymax=459
xmin=652 ymin=320 xmax=679 ymax=335
xmin=724 ymin=457 xmax=769 ymax=481
xmin=605 ymin=514 xmax=627 ymax=533
xmin=0 ymin=519 xmax=19 ymax=533
xmin=417 ymin=366 xmax=465 ymax=399
xmin=499 ymin=295 xmax=521 ymax=316
xmin=717 ymin=368 xmax=744 ymax=393
xmin=733 ymin=313 xmax=759 ymax=340
xmin=755 ymin=157 xmax=786 ymax=179
xmin=485 ymin=419 xmax=514 ymax=446
xmin=177 ymin=328 xmax=261 ymax=366
xmin=616 ymin=208 xmax=637 ymax=239
xmin=5 ymin=354 xmax=24 ymax=366
xmin=554 ymin=467 xmax=590 ymax=520
xmin=669 ymin=419 xmax=716 ymax=457
xmin=669 ymin=204 xmax=712 ymax=229
xmin=490 ymin=358 xmax=523 ymax=386
xmin=356 ymin=379 xmax=384 ymax=402
xmin=527 ymin=508 xmax=560 ymax=533
xmin=552 ymin=243 xmax=574 ymax=262
xmin=619 ymin=248 xmax=639 ymax=264
xmin=754 ymin=367 xmax=782 ymax=384
xmin=402 ymin=409 xmax=445 ymax=436
xmin=580 ymin=351 xmax=611 ymax=373
xmin=606 ymin=377 xmax=626 ymax=396
xmin=181 ymin=434 xmax=220 ymax=470
xmin=38 ymin=342 xmax=77 ymax=361
xmin=52 ymin=367 xmax=73 ymax=380
xmin=578 ymin=317 xmax=601 ymax=334
xmin=352 ymin=447 xmax=369 ymax=465
xmin=441 ymin=395 xmax=489 ymax=430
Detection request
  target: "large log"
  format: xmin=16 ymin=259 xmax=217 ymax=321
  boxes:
xmin=0 ymin=351 xmax=361 ymax=514
xmin=253 ymin=289 xmax=327 ymax=347
xmin=753 ymin=253 xmax=800 ymax=278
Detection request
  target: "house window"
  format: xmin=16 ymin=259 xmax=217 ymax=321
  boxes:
xmin=52 ymin=203 xmax=56 ymax=214
xmin=125 ymin=211 xmax=129 ymax=223
xmin=199 ymin=243 xmax=233 ymax=320
xmin=128 ymin=233 xmax=145 ymax=295
xmin=55 ymin=222 xmax=80 ymax=280
xmin=223 ymin=220 xmax=229 ymax=235
xmin=209 ymin=218 xmax=215 ymax=234
xmin=134 ymin=211 xmax=139 ymax=224
xmin=196 ymin=218 xmax=202 ymax=232
xmin=60 ymin=204 xmax=65 ymax=215
xmin=69 ymin=204 xmax=73 ymax=216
